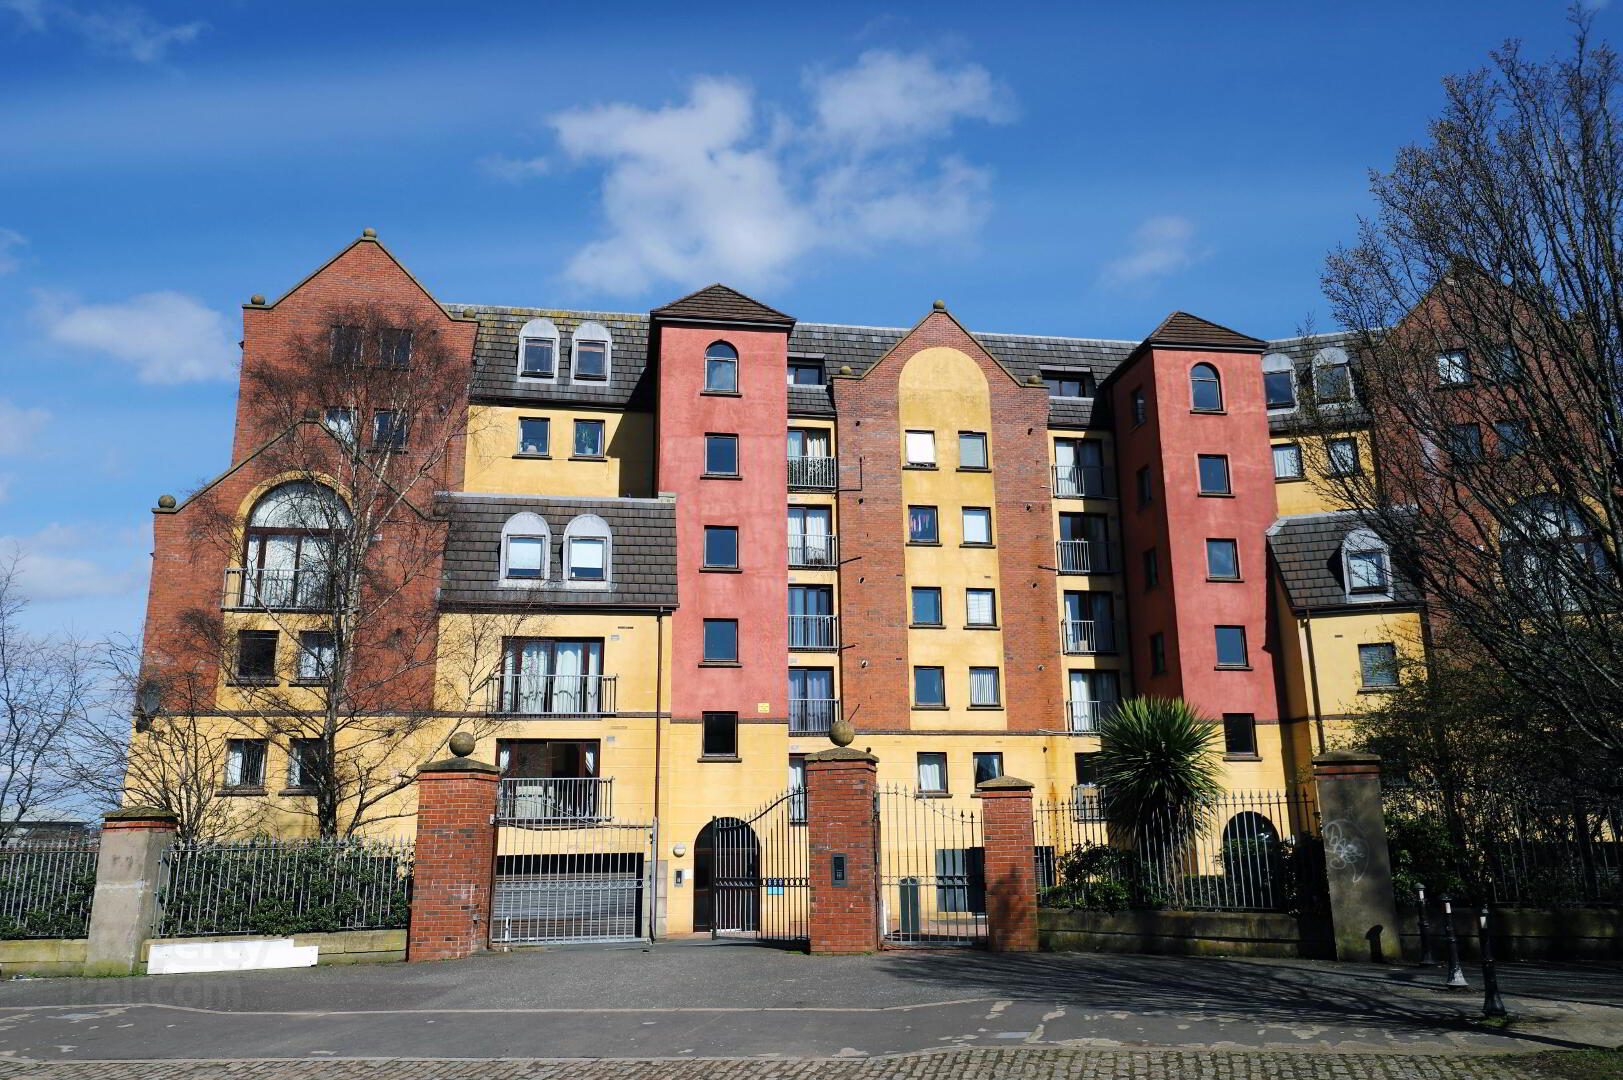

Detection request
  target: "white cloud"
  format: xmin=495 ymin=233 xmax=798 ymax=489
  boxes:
xmin=0 ymin=228 xmax=24 ymax=274
xmin=1100 ymin=215 xmax=1210 ymax=288
xmin=33 ymin=289 xmax=235 ymax=384
xmin=1 ymin=526 xmax=141 ymax=602
xmin=1 ymin=0 xmax=202 ymax=63
xmin=479 ymin=153 xmax=550 ymax=183
xmin=0 ymin=398 xmax=50 ymax=455
xmin=542 ymin=50 xmax=1013 ymax=295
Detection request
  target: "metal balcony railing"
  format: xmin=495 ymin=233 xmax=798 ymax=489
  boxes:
xmin=788 ymin=614 xmax=839 ymax=650
xmin=498 ymin=777 xmax=611 ymax=822
xmin=788 ymin=455 xmax=837 ymax=490
xmin=1070 ymin=783 xmax=1108 ymax=822
xmin=788 ymin=534 xmax=839 ymax=568
xmin=485 ymin=673 xmax=617 ymax=715
xmin=1052 ymin=464 xmax=1114 ymax=499
xmin=1062 ymin=619 xmax=1116 ymax=654
xmin=223 ymin=567 xmax=336 ymax=611
xmin=1056 ymin=540 xmax=1115 ymax=574
xmin=1067 ymin=700 xmax=1116 ymax=734
xmin=789 ymin=697 xmax=839 ymax=735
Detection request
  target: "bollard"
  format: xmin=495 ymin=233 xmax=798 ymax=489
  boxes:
xmin=1478 ymin=905 xmax=1507 ymax=1018
xmin=1415 ymin=883 xmax=1436 ymax=966
xmin=1440 ymin=894 xmax=1469 ymax=989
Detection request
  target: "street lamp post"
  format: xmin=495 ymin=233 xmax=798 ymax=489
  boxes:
xmin=1440 ymin=894 xmax=1469 ymax=988
xmin=1415 ymin=883 xmax=1436 ymax=966
xmin=1478 ymin=905 xmax=1507 ymax=1018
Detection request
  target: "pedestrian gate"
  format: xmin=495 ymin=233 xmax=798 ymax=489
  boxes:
xmin=702 ymin=788 xmax=810 ymax=944
xmin=491 ymin=790 xmax=657 ymax=945
xmin=877 ymin=785 xmax=987 ymax=945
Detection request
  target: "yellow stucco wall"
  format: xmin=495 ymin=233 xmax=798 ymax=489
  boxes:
xmin=1270 ymin=430 xmax=1370 ymax=517
xmin=465 ymin=405 xmax=655 ymax=497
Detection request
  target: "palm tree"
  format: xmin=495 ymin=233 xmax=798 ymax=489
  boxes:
xmin=1096 ymin=696 xmax=1223 ymax=846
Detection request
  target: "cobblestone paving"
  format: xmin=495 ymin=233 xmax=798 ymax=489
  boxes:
xmin=0 ymin=1049 xmax=1554 ymax=1079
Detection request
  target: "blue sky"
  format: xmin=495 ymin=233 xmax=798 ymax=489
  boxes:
xmin=0 ymin=0 xmax=1609 ymax=641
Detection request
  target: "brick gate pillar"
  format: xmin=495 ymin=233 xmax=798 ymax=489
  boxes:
xmin=804 ymin=747 xmax=880 ymax=955
xmin=1313 ymin=750 xmax=1401 ymax=963
xmin=409 ymin=733 xmax=501 ymax=963
xmin=84 ymin=806 xmax=179 ymax=975
xmin=975 ymin=776 xmax=1039 ymax=952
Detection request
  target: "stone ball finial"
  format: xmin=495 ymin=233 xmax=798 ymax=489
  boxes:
xmin=362 ymin=228 xmax=377 ymax=239
xmin=1027 ymin=374 xmax=1043 ymax=386
xmin=250 ymin=294 xmax=266 ymax=306
xmin=448 ymin=731 xmax=476 ymax=757
xmin=839 ymin=364 xmax=852 ymax=376
xmin=932 ymin=299 xmax=946 ymax=311
xmin=829 ymin=718 xmax=855 ymax=747
xmin=157 ymin=494 xmax=176 ymax=509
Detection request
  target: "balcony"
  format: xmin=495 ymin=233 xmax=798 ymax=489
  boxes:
xmin=788 ymin=455 xmax=837 ymax=490
xmin=1052 ymin=464 xmax=1114 ymax=499
xmin=1056 ymin=540 xmax=1115 ymax=574
xmin=789 ymin=697 xmax=839 ymax=735
xmin=223 ymin=567 xmax=335 ymax=611
xmin=1067 ymin=699 xmax=1116 ymax=733
xmin=1062 ymin=619 xmax=1116 ymax=655
xmin=498 ymin=777 xmax=612 ymax=822
xmin=1069 ymin=782 xmax=1107 ymax=822
xmin=788 ymin=534 xmax=839 ymax=568
xmin=485 ymin=673 xmax=617 ymax=715
xmin=788 ymin=614 xmax=839 ymax=651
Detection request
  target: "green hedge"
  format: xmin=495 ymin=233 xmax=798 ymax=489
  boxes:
xmin=0 ymin=849 xmax=98 ymax=940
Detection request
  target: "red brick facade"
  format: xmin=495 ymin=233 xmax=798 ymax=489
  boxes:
xmin=408 ymin=764 xmax=500 ymax=962
xmin=804 ymin=749 xmax=881 ymax=955
xmin=976 ymin=779 xmax=1039 ymax=952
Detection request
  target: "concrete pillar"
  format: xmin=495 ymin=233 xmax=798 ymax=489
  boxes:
xmin=976 ymin=776 xmax=1039 ymax=953
xmin=409 ymin=739 xmax=501 ymax=962
xmin=84 ymin=806 xmax=178 ymax=976
xmin=804 ymin=747 xmax=881 ymax=955
xmin=1313 ymin=750 xmax=1402 ymax=963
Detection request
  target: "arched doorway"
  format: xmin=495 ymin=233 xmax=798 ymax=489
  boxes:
xmin=1221 ymin=811 xmax=1282 ymax=909
xmin=693 ymin=818 xmax=759 ymax=933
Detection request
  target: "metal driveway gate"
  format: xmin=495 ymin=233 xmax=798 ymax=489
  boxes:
xmin=877 ymin=785 xmax=986 ymax=945
xmin=707 ymin=788 xmax=810 ymax=944
xmin=492 ymin=797 xmax=656 ymax=946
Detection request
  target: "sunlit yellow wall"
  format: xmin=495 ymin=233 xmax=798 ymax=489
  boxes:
xmin=1297 ymin=609 xmax=1424 ymax=720
xmin=1270 ymin=430 xmax=1370 ymax=517
xmin=465 ymin=405 xmax=655 ymax=497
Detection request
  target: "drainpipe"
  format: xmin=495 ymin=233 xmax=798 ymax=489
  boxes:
xmin=653 ymin=607 xmax=666 ymax=820
xmin=1301 ymin=613 xmax=1326 ymax=754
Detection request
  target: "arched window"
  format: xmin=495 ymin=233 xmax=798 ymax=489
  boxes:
xmin=562 ymin=514 xmax=612 ymax=584
xmin=1261 ymin=353 xmax=1296 ymax=410
xmin=1501 ymin=496 xmax=1606 ymax=610
xmin=516 ymin=318 xmax=559 ymax=379
xmin=1342 ymin=527 xmax=1392 ymax=601
xmin=240 ymin=482 xmax=350 ymax=609
xmin=1190 ymin=363 xmax=1222 ymax=411
xmin=705 ymin=341 xmax=739 ymax=393
xmin=571 ymin=321 xmax=612 ymax=382
xmin=500 ymin=511 xmax=551 ymax=583
xmin=1312 ymin=347 xmax=1353 ymax=403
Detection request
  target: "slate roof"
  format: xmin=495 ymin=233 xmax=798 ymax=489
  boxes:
xmin=439 ymin=493 xmax=677 ymax=610
xmin=453 ymin=306 xmax=654 ymax=411
xmin=651 ymin=284 xmax=794 ymax=325
xmin=1260 ymin=331 xmax=1372 ymax=435
xmin=1145 ymin=311 xmax=1266 ymax=350
xmin=1267 ymin=510 xmax=1419 ymax=613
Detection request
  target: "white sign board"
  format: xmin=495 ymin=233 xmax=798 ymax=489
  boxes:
xmin=148 ymin=937 xmax=318 ymax=975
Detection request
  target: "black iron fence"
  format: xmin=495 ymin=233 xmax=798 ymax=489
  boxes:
xmin=0 ymin=841 xmax=99 ymax=939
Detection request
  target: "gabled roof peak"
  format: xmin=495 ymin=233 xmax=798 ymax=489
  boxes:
xmin=650 ymin=283 xmax=794 ymax=326
xmin=1144 ymin=311 xmax=1264 ymax=350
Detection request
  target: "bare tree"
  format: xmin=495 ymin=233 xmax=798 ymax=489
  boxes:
xmin=1308 ymin=15 xmax=1623 ymax=767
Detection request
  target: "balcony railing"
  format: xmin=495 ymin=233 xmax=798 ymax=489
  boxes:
xmin=1070 ymin=782 xmax=1107 ymax=822
xmin=485 ymin=673 xmax=617 ymax=715
xmin=1067 ymin=700 xmax=1116 ymax=733
xmin=1062 ymin=619 xmax=1116 ymax=654
xmin=223 ymin=567 xmax=336 ymax=611
xmin=788 ymin=455 xmax=837 ymax=490
xmin=789 ymin=697 xmax=839 ymax=735
xmin=1052 ymin=464 xmax=1114 ymax=499
xmin=788 ymin=534 xmax=839 ymax=568
xmin=1056 ymin=540 xmax=1115 ymax=574
xmin=499 ymin=777 xmax=611 ymax=822
xmin=788 ymin=614 xmax=839 ymax=650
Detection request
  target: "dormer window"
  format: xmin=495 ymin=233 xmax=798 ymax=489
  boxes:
xmin=1190 ymin=363 xmax=1222 ymax=412
xmin=563 ymin=514 xmax=612 ymax=584
xmin=1044 ymin=371 xmax=1094 ymax=398
xmin=500 ymin=512 xmax=551 ymax=583
xmin=517 ymin=318 xmax=559 ymax=379
xmin=571 ymin=321 xmax=611 ymax=381
xmin=1262 ymin=353 xmax=1296 ymax=410
xmin=1342 ymin=528 xmax=1393 ymax=601
xmin=705 ymin=341 xmax=739 ymax=393
xmin=1313 ymin=347 xmax=1353 ymax=403
xmin=788 ymin=362 xmax=824 ymax=385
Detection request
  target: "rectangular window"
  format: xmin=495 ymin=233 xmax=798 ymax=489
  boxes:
xmin=372 ymin=410 xmax=407 ymax=450
xmin=1315 ymin=359 xmax=1352 ymax=402
xmin=1273 ymin=442 xmax=1304 ymax=479
xmin=1215 ymin=625 xmax=1249 ymax=668
xmin=1197 ymin=454 xmax=1231 ymax=494
xmin=705 ymin=351 xmax=738 ymax=394
xmin=1063 ymin=590 xmax=1115 ymax=653
xmin=1488 ymin=345 xmax=1522 ymax=381
xmin=1437 ymin=350 xmax=1470 ymax=384
xmin=498 ymin=641 xmax=605 ymax=713
xmin=789 ymin=754 xmax=807 ymax=821
xmin=1223 ymin=714 xmax=1258 ymax=757
xmin=961 ymin=507 xmax=992 ymax=545
xmin=1131 ymin=386 xmax=1147 ymax=425
xmin=224 ymin=738 xmax=267 ymax=788
xmin=958 ymin=431 xmax=988 ymax=470
xmin=787 ymin=362 xmax=824 ymax=385
xmin=506 ymin=535 xmax=545 ymax=579
xmin=904 ymin=430 xmax=936 ymax=466
xmin=1359 ymin=642 xmax=1399 ymax=687
xmin=519 ymin=418 xmax=550 ymax=455
xmin=913 ymin=665 xmax=946 ymax=707
xmin=567 ymin=537 xmax=607 ymax=581
xmin=1206 ymin=538 xmax=1240 ymax=580
xmin=702 ymin=712 xmax=738 ymax=758
xmin=916 ymin=752 xmax=948 ymax=793
xmin=1143 ymin=547 xmax=1159 ymax=589
xmin=1074 ymin=751 xmax=1101 ymax=786
xmin=972 ymin=751 xmax=1004 ymax=786
xmin=288 ymin=737 xmax=323 ymax=789
xmin=1150 ymin=631 xmax=1166 ymax=675
xmin=969 ymin=666 xmax=1001 ymax=707
xmin=330 ymin=325 xmax=363 ymax=365
xmin=908 ymin=505 xmax=939 ymax=544
xmin=702 ymin=619 xmax=739 ymax=663
xmin=1347 ymin=549 xmax=1390 ymax=594
xmin=1044 ymin=371 xmax=1092 ymax=398
xmin=1327 ymin=437 xmax=1359 ymax=476
xmin=296 ymin=630 xmax=335 ymax=682
xmin=574 ymin=338 xmax=607 ymax=380
xmin=1495 ymin=420 xmax=1529 ymax=458
xmin=1449 ymin=422 xmax=1484 ymax=463
xmin=236 ymin=630 xmax=278 ymax=682
xmin=966 ymin=588 xmax=996 ymax=627
xmin=1136 ymin=466 xmax=1152 ymax=507
xmin=1264 ymin=368 xmax=1296 ymax=409
xmin=573 ymin=419 xmax=605 ymax=457
xmin=378 ymin=328 xmax=412 ymax=368
xmin=703 ymin=526 xmax=739 ymax=569
xmin=323 ymin=406 xmax=356 ymax=445
xmin=521 ymin=336 xmax=555 ymax=378
xmin=911 ymin=586 xmax=942 ymax=626
xmin=704 ymin=433 xmax=738 ymax=475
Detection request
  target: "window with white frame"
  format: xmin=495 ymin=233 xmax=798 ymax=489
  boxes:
xmin=500 ymin=511 xmax=551 ymax=582
xmin=563 ymin=514 xmax=611 ymax=583
xmin=517 ymin=318 xmax=559 ymax=379
xmin=1342 ymin=528 xmax=1392 ymax=599
xmin=571 ymin=322 xmax=611 ymax=381
xmin=904 ymin=430 xmax=936 ymax=467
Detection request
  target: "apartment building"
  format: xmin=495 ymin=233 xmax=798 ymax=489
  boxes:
xmin=133 ymin=231 xmax=1424 ymax=934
